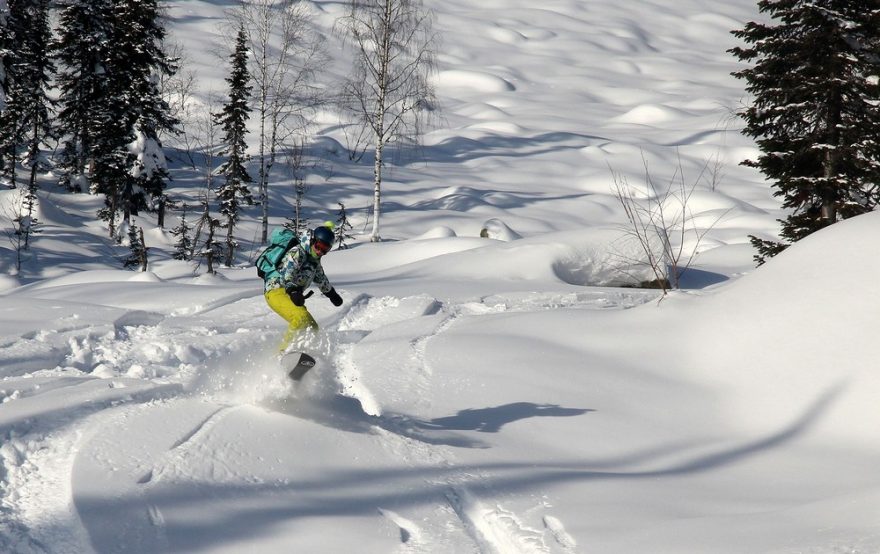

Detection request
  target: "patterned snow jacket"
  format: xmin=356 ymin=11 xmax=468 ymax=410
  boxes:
xmin=264 ymin=234 xmax=333 ymax=295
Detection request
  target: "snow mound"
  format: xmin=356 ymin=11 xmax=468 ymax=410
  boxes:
xmin=26 ymin=270 xmax=137 ymax=290
xmin=692 ymin=211 xmax=880 ymax=443
xmin=0 ymin=188 xmax=84 ymax=228
xmin=353 ymin=227 xmax=656 ymax=288
xmin=191 ymin=272 xmax=231 ymax=285
xmin=414 ymin=226 xmax=458 ymax=239
xmin=0 ymin=273 xmax=21 ymax=292
xmin=465 ymin=120 xmax=528 ymax=135
xmin=412 ymin=185 xmax=495 ymax=211
xmin=127 ymin=271 xmax=163 ymax=283
xmin=433 ymin=69 xmax=515 ymax=92
xmin=480 ymin=218 xmax=522 ymax=241
xmin=611 ymin=104 xmax=691 ymax=125
xmin=325 ymin=237 xmax=488 ymax=276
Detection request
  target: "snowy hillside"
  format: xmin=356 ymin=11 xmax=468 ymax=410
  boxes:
xmin=2 ymin=0 xmax=879 ymax=553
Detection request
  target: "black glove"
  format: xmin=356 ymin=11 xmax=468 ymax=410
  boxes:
xmin=286 ymin=286 xmax=305 ymax=306
xmin=324 ymin=288 xmax=343 ymax=307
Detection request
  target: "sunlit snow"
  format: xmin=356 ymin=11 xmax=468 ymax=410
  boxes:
xmin=1 ymin=0 xmax=878 ymax=553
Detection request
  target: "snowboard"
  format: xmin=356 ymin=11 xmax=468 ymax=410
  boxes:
xmin=280 ymin=351 xmax=317 ymax=381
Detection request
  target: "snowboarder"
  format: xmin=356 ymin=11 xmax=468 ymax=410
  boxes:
xmin=262 ymin=222 xmax=344 ymax=356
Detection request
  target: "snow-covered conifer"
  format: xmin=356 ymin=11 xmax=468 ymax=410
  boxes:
xmin=334 ymin=202 xmax=354 ymax=249
xmin=170 ymin=206 xmax=193 ymax=261
xmin=118 ymin=0 xmax=178 ymax=208
xmin=0 ymin=0 xmax=10 ymax=116
xmin=123 ymin=223 xmax=148 ymax=271
xmin=88 ymin=0 xmax=178 ymax=238
xmin=730 ymin=1 xmax=880 ymax=264
xmin=214 ymin=25 xmax=253 ymax=266
xmin=53 ymin=0 xmax=113 ymax=193
xmin=0 ymin=0 xmax=54 ymax=189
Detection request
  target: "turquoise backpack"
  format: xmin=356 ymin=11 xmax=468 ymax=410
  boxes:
xmin=255 ymin=227 xmax=299 ymax=280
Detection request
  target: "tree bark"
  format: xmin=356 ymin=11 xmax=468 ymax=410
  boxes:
xmin=371 ymin=137 xmax=384 ymax=241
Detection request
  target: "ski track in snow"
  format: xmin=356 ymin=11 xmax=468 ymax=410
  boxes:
xmin=0 ymin=288 xmax=650 ymax=552
xmin=0 ymin=380 xmax=182 ymax=554
xmin=325 ymin=290 xmax=648 ymax=553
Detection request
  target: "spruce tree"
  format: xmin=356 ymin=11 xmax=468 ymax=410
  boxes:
xmin=117 ymin=0 xmax=178 ymax=210
xmin=215 ymin=25 xmax=253 ymax=266
xmin=170 ymin=205 xmax=193 ymax=261
xmin=91 ymin=80 xmax=135 ymax=240
xmin=0 ymin=0 xmax=13 ymax=182
xmin=0 ymin=0 xmax=55 ymax=189
xmin=53 ymin=0 xmax=113 ymax=192
xmin=87 ymin=0 xmax=178 ymax=238
xmin=195 ymin=204 xmax=222 ymax=275
xmin=123 ymin=223 xmax=148 ymax=271
xmin=0 ymin=0 xmax=11 ymax=125
xmin=20 ymin=0 xmax=54 ymax=198
xmin=334 ymin=202 xmax=354 ymax=249
xmin=730 ymin=1 xmax=880 ymax=264
xmin=21 ymin=182 xmax=41 ymax=247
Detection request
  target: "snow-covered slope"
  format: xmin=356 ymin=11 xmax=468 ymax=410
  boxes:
xmin=2 ymin=0 xmax=879 ymax=553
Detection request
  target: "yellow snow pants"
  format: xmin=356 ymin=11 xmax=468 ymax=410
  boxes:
xmin=265 ymin=287 xmax=318 ymax=352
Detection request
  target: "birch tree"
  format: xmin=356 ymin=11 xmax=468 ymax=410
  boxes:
xmin=229 ymin=0 xmax=326 ymax=244
xmin=189 ymin=91 xmax=222 ymax=261
xmin=336 ymin=0 xmax=437 ymax=242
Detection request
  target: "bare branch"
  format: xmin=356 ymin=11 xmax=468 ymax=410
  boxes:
xmin=335 ymin=0 xmax=439 ymax=241
xmin=611 ymin=153 xmax=732 ymax=294
xmin=226 ymin=0 xmax=327 ymax=244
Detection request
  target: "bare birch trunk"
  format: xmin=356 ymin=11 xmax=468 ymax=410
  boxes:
xmin=371 ymin=138 xmax=384 ymax=241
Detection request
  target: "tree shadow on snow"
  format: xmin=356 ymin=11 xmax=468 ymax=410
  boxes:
xmin=72 ymin=384 xmax=843 ymax=553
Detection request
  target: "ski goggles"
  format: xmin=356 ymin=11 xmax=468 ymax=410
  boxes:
xmin=313 ymin=239 xmax=332 ymax=256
